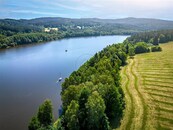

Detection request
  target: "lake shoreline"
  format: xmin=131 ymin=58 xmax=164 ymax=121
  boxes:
xmin=0 ymin=34 xmax=129 ymax=52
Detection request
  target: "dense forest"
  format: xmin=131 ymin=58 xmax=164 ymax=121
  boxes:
xmin=1 ymin=17 xmax=173 ymax=49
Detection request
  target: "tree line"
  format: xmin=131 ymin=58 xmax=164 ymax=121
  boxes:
xmin=122 ymin=30 xmax=173 ymax=57
xmin=127 ymin=30 xmax=173 ymax=45
xmin=0 ymin=18 xmax=139 ymax=49
xmin=0 ymin=29 xmax=130 ymax=49
xmin=123 ymin=41 xmax=162 ymax=58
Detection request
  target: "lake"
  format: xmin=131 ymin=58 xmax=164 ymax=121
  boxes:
xmin=0 ymin=35 xmax=128 ymax=130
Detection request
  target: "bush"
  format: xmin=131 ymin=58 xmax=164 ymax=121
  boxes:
xmin=151 ymin=46 xmax=162 ymax=52
xmin=134 ymin=42 xmax=150 ymax=54
xmin=128 ymin=46 xmax=135 ymax=57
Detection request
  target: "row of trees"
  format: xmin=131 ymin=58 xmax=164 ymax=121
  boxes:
xmin=0 ymin=32 xmax=65 ymax=49
xmin=123 ymin=30 xmax=172 ymax=57
xmin=1 ymin=28 xmax=169 ymax=50
xmin=0 ymin=27 xmax=134 ymax=49
xmin=123 ymin=41 xmax=162 ymax=58
xmin=127 ymin=30 xmax=173 ymax=45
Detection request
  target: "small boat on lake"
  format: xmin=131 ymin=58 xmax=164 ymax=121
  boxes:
xmin=56 ymin=77 xmax=62 ymax=83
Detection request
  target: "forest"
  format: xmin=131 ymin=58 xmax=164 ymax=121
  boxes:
xmin=1 ymin=17 xmax=173 ymax=49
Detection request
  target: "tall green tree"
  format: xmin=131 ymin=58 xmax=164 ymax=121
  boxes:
xmin=102 ymin=85 xmax=124 ymax=119
xmin=61 ymin=84 xmax=83 ymax=111
xmin=78 ymin=87 xmax=90 ymax=130
xmin=64 ymin=100 xmax=80 ymax=130
xmin=28 ymin=116 xmax=40 ymax=130
xmin=128 ymin=46 xmax=135 ymax=57
xmin=37 ymin=100 xmax=53 ymax=127
xmin=153 ymin=36 xmax=159 ymax=45
xmin=86 ymin=91 xmax=109 ymax=130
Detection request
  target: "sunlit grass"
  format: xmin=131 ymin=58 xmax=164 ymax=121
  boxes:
xmin=119 ymin=42 xmax=173 ymax=130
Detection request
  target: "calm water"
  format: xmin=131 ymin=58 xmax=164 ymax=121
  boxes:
xmin=0 ymin=35 xmax=128 ymax=130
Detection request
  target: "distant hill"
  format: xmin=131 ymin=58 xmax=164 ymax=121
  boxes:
xmin=107 ymin=17 xmax=173 ymax=30
xmin=1 ymin=17 xmax=173 ymax=32
xmin=26 ymin=17 xmax=173 ymax=31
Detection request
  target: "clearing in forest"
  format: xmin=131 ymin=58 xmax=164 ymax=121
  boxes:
xmin=119 ymin=42 xmax=173 ymax=130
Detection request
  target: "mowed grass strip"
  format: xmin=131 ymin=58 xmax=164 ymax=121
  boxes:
xmin=119 ymin=59 xmax=148 ymax=130
xmin=144 ymin=83 xmax=173 ymax=89
xmin=131 ymin=59 xmax=147 ymax=130
xmin=144 ymin=78 xmax=173 ymax=84
xmin=139 ymin=73 xmax=173 ymax=77
xmin=144 ymin=82 xmax=173 ymax=89
xmin=126 ymin=59 xmax=142 ymax=130
xmin=139 ymin=72 xmax=173 ymax=76
xmin=153 ymin=99 xmax=173 ymax=106
xmin=144 ymin=87 xmax=173 ymax=95
xmin=157 ymin=107 xmax=173 ymax=113
xmin=119 ymin=65 xmax=134 ymax=130
xmin=142 ymin=75 xmax=173 ymax=80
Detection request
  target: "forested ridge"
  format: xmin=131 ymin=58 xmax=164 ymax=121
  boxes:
xmin=1 ymin=17 xmax=173 ymax=49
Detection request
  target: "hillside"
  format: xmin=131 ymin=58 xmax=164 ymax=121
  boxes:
xmin=1 ymin=17 xmax=173 ymax=33
xmin=25 ymin=17 xmax=173 ymax=31
xmin=120 ymin=42 xmax=173 ymax=130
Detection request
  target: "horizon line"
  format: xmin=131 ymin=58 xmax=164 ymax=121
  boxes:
xmin=1 ymin=16 xmax=173 ymax=21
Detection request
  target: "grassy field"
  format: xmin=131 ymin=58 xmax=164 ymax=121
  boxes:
xmin=119 ymin=42 xmax=173 ymax=130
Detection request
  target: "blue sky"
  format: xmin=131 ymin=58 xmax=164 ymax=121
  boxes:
xmin=0 ymin=0 xmax=173 ymax=20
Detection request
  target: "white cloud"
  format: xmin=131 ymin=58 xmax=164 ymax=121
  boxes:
xmin=12 ymin=10 xmax=65 ymax=16
xmin=72 ymin=0 xmax=173 ymax=19
xmin=36 ymin=0 xmax=89 ymax=11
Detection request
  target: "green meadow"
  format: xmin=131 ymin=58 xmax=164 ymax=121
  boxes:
xmin=120 ymin=42 xmax=173 ymax=130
